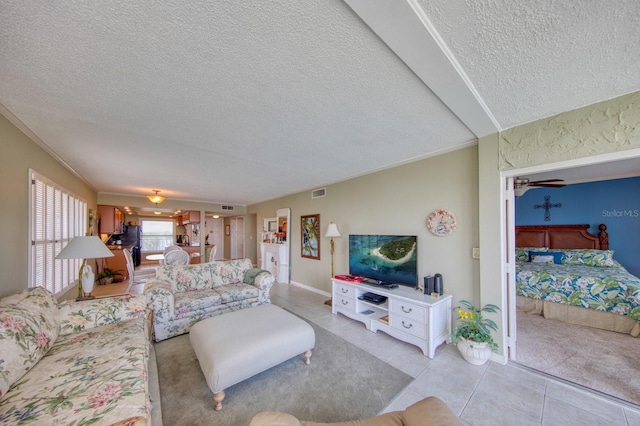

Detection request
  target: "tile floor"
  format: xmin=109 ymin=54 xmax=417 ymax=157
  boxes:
xmin=270 ymin=282 xmax=640 ymax=426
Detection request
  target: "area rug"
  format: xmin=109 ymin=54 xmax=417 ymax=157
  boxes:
xmin=155 ymin=320 xmax=412 ymax=425
xmin=515 ymin=310 xmax=640 ymax=406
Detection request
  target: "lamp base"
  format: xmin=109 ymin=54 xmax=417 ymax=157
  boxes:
xmin=76 ymin=295 xmax=96 ymax=301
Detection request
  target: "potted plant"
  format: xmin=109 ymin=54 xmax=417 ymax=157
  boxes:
xmin=98 ymin=267 xmax=121 ymax=285
xmin=451 ymin=300 xmax=501 ymax=365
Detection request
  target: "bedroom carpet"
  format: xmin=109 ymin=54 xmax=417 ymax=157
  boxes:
xmin=515 ymin=309 xmax=640 ymax=406
xmin=154 ymin=320 xmax=412 ymax=425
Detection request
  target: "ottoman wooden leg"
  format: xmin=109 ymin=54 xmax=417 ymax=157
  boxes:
xmin=304 ymin=349 xmax=312 ymax=365
xmin=213 ymin=391 xmax=225 ymax=411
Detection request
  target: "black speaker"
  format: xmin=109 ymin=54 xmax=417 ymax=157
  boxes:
xmin=424 ymin=275 xmax=434 ymax=294
xmin=434 ymin=273 xmax=443 ymax=295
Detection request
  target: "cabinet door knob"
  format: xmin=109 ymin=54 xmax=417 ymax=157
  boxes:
xmin=342 ymin=300 xmax=349 ymax=305
xmin=402 ymin=321 xmax=413 ymax=329
xmin=401 ymin=306 xmax=412 ymax=313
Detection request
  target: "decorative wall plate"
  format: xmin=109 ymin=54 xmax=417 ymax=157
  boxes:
xmin=427 ymin=209 xmax=457 ymax=237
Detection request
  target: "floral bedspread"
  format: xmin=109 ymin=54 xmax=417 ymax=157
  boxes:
xmin=516 ymin=261 xmax=640 ymax=320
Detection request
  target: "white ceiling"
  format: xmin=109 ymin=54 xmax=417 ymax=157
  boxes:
xmin=1 ymin=0 xmax=639 ymax=206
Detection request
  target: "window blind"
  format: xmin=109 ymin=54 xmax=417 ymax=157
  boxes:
xmin=30 ymin=170 xmax=87 ymax=296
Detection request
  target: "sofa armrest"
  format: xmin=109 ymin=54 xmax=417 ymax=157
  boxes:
xmin=243 ymin=268 xmax=275 ymax=289
xmin=58 ymin=294 xmax=148 ymax=336
xmin=402 ymin=396 xmax=462 ymax=426
xmin=143 ymin=278 xmax=175 ymax=319
xmin=249 ymin=397 xmax=460 ymax=426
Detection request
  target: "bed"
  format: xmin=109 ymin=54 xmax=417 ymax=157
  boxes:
xmin=515 ymin=224 xmax=640 ymax=336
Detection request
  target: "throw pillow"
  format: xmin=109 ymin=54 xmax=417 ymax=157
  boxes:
xmin=529 ymin=251 xmax=563 ymax=264
xmin=516 ymin=247 xmax=548 ymax=262
xmin=549 ymin=249 xmax=615 ymax=267
xmin=0 ymin=287 xmax=59 ymax=400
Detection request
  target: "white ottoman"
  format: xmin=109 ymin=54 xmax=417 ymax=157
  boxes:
xmin=189 ymin=304 xmax=316 ymax=411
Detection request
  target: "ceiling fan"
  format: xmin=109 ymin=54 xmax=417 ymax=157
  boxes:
xmin=514 ymin=177 xmax=566 ymax=189
xmin=514 ymin=177 xmax=565 ymax=196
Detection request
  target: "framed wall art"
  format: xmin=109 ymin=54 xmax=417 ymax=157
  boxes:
xmin=301 ymin=214 xmax=320 ymax=260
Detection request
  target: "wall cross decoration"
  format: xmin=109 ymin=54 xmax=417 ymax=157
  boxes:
xmin=534 ymin=195 xmax=562 ymax=221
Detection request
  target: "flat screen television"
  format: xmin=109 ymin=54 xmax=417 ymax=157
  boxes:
xmin=348 ymin=235 xmax=418 ymax=288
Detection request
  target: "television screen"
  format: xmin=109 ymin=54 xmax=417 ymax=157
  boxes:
xmin=348 ymin=235 xmax=418 ymax=288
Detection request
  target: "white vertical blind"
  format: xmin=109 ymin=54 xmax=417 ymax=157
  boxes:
xmin=30 ymin=170 xmax=87 ymax=296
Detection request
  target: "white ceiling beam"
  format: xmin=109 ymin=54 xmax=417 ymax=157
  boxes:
xmin=344 ymin=0 xmax=501 ymax=137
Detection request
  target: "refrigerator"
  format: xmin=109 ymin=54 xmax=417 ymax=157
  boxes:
xmin=108 ymin=225 xmax=142 ymax=266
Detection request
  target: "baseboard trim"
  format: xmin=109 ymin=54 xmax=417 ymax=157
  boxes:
xmin=289 ymin=280 xmax=331 ymax=298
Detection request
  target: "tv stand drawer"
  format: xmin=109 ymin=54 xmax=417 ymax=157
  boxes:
xmin=389 ymin=299 xmax=426 ymax=323
xmin=334 ymin=283 xmax=355 ymax=299
xmin=390 ymin=314 xmax=426 ymax=338
xmin=334 ymin=295 xmax=356 ymax=313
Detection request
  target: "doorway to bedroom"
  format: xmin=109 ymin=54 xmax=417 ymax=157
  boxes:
xmin=503 ymin=157 xmax=640 ymax=407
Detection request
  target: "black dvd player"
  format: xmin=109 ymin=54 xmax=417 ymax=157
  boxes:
xmin=358 ymin=292 xmax=387 ymax=304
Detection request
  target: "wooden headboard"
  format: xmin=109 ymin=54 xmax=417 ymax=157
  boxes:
xmin=515 ymin=224 xmax=609 ymax=250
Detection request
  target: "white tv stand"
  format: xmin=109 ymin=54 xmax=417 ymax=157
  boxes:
xmin=332 ymin=278 xmax=452 ymax=358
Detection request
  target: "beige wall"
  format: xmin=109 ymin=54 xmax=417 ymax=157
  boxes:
xmin=477 ymin=133 xmax=506 ymax=357
xmin=0 ymin=113 xmax=97 ymax=298
xmin=500 ymin=91 xmax=640 ymax=170
xmin=249 ymin=146 xmax=481 ymax=302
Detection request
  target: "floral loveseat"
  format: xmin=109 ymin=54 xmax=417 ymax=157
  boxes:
xmin=144 ymin=258 xmax=275 ymax=341
xmin=0 ymin=287 xmax=150 ymax=425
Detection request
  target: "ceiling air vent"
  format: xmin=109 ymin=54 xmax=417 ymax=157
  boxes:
xmin=311 ymin=188 xmax=326 ymax=199
xmin=221 ymin=205 xmax=235 ymax=211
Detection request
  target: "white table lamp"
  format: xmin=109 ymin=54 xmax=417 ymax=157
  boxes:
xmin=325 ymin=222 xmax=341 ymax=278
xmin=56 ymin=235 xmax=114 ymax=300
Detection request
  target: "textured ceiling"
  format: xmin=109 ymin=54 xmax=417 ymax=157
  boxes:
xmin=1 ymin=0 xmax=639 ymax=206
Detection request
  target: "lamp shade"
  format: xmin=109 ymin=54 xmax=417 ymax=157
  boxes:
xmin=146 ymin=190 xmax=166 ymax=205
xmin=325 ymin=223 xmax=341 ymax=238
xmin=56 ymin=236 xmax=114 ymax=260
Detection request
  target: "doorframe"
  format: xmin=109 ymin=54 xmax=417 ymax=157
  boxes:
xmin=500 ymin=148 xmax=640 ymax=361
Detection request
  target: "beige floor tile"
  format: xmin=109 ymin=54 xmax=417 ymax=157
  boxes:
xmin=271 ymin=282 xmax=639 ymax=425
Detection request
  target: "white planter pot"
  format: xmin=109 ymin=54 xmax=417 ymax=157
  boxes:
xmin=457 ymin=338 xmax=492 ymax=365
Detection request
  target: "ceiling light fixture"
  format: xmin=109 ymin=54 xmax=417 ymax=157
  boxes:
xmin=146 ymin=190 xmax=166 ymax=205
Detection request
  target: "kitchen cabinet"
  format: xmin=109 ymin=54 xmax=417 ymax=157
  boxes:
xmin=181 ymin=245 xmax=201 ymax=264
xmin=182 ymin=211 xmax=200 ymax=224
xmin=103 ymin=247 xmax=130 ymax=280
xmin=98 ymin=205 xmax=125 ymax=235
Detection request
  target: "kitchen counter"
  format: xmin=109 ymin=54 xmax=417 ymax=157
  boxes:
xmin=105 ymin=246 xmax=133 ymax=279
xmin=181 ymin=245 xmax=202 ymax=264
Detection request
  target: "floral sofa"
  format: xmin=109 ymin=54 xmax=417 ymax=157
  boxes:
xmin=144 ymin=258 xmax=275 ymax=341
xmin=0 ymin=287 xmax=150 ymax=425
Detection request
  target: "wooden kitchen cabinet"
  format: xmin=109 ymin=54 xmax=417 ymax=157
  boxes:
xmin=182 ymin=211 xmax=200 ymax=224
xmin=98 ymin=205 xmax=125 ymax=234
xmin=182 ymin=245 xmax=202 ymax=264
xmin=104 ymin=248 xmax=129 ymax=280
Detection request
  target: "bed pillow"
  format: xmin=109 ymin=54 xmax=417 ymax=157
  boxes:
xmin=529 ymin=251 xmax=563 ymax=264
xmin=548 ymin=249 xmax=615 ymax=267
xmin=516 ymin=247 xmax=548 ymax=262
